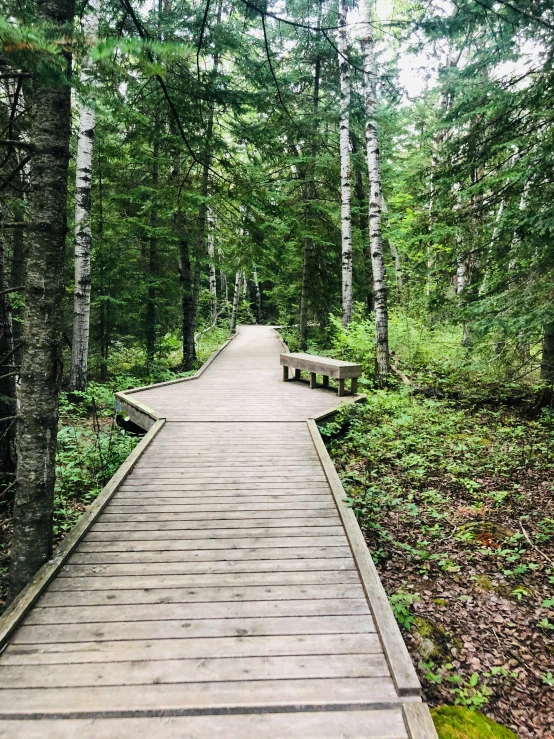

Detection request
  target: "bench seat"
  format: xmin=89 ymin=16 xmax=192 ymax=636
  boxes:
xmin=280 ymin=353 xmax=362 ymax=396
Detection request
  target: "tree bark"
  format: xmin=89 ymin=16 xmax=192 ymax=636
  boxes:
xmin=299 ymin=237 xmax=311 ymax=350
xmin=69 ymin=0 xmax=100 ymax=391
xmin=299 ymin=17 xmax=321 ymax=351
xmin=146 ymin=125 xmax=159 ymax=369
xmin=207 ymin=208 xmax=217 ymax=324
xmin=9 ymin=0 xmax=75 ymax=600
xmin=230 ymin=270 xmax=241 ymax=334
xmin=338 ymin=0 xmax=352 ymax=326
xmin=192 ymin=0 xmax=222 ymax=323
xmin=0 ymin=234 xmax=16 ymax=486
xmin=538 ymin=321 xmax=554 ymax=407
xmin=178 ymin=213 xmax=196 ymax=371
xmin=360 ymin=0 xmax=389 ymax=377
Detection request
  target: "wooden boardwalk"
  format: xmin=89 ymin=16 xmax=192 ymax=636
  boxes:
xmin=0 ymin=326 xmax=436 ymax=738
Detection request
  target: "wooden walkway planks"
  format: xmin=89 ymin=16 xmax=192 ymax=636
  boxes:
xmin=0 ymin=326 xmax=436 ymax=738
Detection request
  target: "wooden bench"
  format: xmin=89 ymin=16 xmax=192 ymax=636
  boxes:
xmin=280 ymin=352 xmax=362 ymax=397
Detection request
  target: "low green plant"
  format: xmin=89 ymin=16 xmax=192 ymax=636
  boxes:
xmin=389 ymin=589 xmax=420 ymax=630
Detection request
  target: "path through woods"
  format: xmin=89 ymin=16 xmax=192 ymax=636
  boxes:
xmin=0 ymin=327 xmax=435 ymax=737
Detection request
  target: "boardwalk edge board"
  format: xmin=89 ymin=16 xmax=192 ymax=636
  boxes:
xmin=403 ymin=703 xmax=439 ymax=739
xmin=307 ymin=417 xmax=424 ymax=691
xmin=0 ymin=419 xmax=165 ymax=650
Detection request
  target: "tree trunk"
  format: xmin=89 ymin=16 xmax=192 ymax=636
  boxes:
xmin=0 ymin=234 xmax=17 ymax=487
xmin=207 ymin=208 xmax=217 ymax=324
xmin=230 ymin=270 xmax=241 ymax=334
xmin=253 ymin=267 xmax=262 ymax=322
xmin=360 ymin=0 xmax=389 ymax=377
xmin=338 ymin=0 xmax=352 ymax=327
xmin=299 ymin=238 xmax=311 ymax=350
xmin=178 ymin=213 xmax=196 ymax=371
xmin=146 ymin=129 xmax=158 ymax=369
xmin=69 ymin=0 xmax=100 ymax=391
xmin=456 ymin=250 xmax=466 ymax=294
xmin=389 ymin=240 xmax=402 ymax=292
xmin=351 ymin=134 xmax=372 ymax=312
xmin=97 ymin=158 xmax=109 ymax=381
xmin=299 ymin=21 xmax=321 ymax=351
xmin=538 ymin=321 xmax=554 ymax=407
xmin=192 ymin=0 xmax=222 ymax=323
xmin=9 ymin=0 xmax=75 ymax=600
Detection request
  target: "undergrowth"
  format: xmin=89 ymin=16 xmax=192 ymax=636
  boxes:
xmin=322 ymin=387 xmax=554 ymax=736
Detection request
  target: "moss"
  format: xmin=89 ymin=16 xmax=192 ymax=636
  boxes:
xmin=413 ymin=616 xmax=450 ymax=661
xmin=434 ymin=598 xmax=449 ymax=606
xmin=432 ymin=706 xmax=517 ymax=739
xmin=473 ymin=575 xmax=495 ymax=592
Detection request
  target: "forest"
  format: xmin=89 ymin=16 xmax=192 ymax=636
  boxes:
xmin=0 ymin=0 xmax=553 ymax=735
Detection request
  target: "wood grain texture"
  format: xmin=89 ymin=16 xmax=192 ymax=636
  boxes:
xmin=0 ymin=325 xmax=427 ymax=735
xmin=0 ymin=711 xmax=408 ymax=739
xmin=403 ymin=703 xmax=439 ymax=739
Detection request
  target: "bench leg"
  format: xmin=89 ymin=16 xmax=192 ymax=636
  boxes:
xmin=322 ymin=375 xmax=329 ymax=388
xmin=351 ymin=377 xmax=358 ymax=395
xmin=310 ymin=372 xmax=317 ymax=389
xmin=283 ymin=366 xmax=289 ymax=382
xmin=338 ymin=378 xmax=345 ymax=397
xmin=294 ymin=369 xmax=301 ymax=380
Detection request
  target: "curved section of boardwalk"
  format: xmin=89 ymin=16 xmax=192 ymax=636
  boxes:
xmin=0 ymin=327 xmax=435 ymax=738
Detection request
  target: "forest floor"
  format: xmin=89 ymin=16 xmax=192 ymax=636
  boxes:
xmin=323 ymin=389 xmax=554 ymax=739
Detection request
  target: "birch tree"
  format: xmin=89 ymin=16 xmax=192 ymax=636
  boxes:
xmin=230 ymin=270 xmax=241 ymax=334
xmin=9 ymin=0 xmax=75 ymax=599
xmin=338 ymin=0 xmax=352 ymax=326
xmin=69 ymin=0 xmax=100 ymax=391
xmin=360 ymin=0 xmax=389 ymax=377
xmin=207 ymin=208 xmax=217 ymax=323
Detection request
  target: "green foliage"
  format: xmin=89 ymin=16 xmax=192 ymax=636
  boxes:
xmin=389 ymin=589 xmax=419 ymax=630
xmin=54 ymin=420 xmax=137 ymax=535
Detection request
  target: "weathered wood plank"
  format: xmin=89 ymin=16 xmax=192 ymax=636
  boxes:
xmin=27 ymin=598 xmax=370 ymax=625
xmin=58 ymin=558 xmax=356 ymax=577
xmin=49 ymin=569 xmax=361 ymax=591
xmin=1 ymin=633 xmax=382 ymax=664
xmin=68 ymin=546 xmax=352 ymax=565
xmin=87 ymin=524 xmax=345 ymax=538
xmin=76 ymin=535 xmax=347 ymax=552
xmin=12 ymin=614 xmax=377 ymax=644
xmin=0 ymin=677 xmax=399 ymax=714
xmin=0 ymin=710 xmax=409 ymax=739
xmin=403 ymin=703 xmax=439 ymax=739
xmin=0 ymin=653 xmax=390 ymax=689
xmin=38 ymin=583 xmax=365 ymax=608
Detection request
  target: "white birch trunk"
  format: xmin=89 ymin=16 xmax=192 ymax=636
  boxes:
xmin=381 ymin=196 xmax=402 ymax=292
xmin=207 ymin=208 xmax=217 ymax=323
xmin=230 ymin=270 xmax=241 ymax=334
xmin=69 ymin=0 xmax=100 ymax=391
xmin=360 ymin=0 xmax=389 ymax=376
xmin=338 ymin=0 xmax=352 ymax=326
xmin=455 ymin=250 xmax=466 ymax=294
